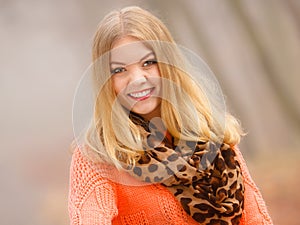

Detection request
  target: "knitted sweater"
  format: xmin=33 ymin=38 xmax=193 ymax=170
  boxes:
xmin=68 ymin=146 xmax=273 ymax=225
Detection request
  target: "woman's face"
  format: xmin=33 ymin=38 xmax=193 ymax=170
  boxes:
xmin=110 ymin=36 xmax=162 ymax=120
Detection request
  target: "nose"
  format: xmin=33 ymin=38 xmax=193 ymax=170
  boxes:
xmin=127 ymin=64 xmax=147 ymax=85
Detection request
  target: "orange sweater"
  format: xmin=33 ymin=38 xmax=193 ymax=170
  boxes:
xmin=68 ymin=146 xmax=273 ymax=225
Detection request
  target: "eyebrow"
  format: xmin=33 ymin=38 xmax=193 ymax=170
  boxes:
xmin=110 ymin=51 xmax=155 ymax=66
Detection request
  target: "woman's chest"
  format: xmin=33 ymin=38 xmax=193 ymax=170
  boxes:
xmin=112 ymin=183 xmax=198 ymax=225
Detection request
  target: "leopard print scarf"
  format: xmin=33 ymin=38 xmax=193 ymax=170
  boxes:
xmin=123 ymin=113 xmax=244 ymax=225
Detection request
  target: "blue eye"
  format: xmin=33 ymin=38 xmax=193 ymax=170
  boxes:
xmin=143 ymin=60 xmax=157 ymax=67
xmin=111 ymin=67 xmax=126 ymax=75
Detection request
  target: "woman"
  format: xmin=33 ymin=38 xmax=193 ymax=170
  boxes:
xmin=68 ymin=6 xmax=273 ymax=225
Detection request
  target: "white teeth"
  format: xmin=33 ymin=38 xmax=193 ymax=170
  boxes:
xmin=129 ymin=89 xmax=151 ymax=98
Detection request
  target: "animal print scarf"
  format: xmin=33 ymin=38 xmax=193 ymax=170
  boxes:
xmin=123 ymin=113 xmax=244 ymax=225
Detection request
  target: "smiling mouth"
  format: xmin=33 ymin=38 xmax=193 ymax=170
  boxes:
xmin=127 ymin=87 xmax=155 ymax=100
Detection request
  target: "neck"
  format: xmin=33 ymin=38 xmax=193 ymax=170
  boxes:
xmin=139 ymin=105 xmax=161 ymax=121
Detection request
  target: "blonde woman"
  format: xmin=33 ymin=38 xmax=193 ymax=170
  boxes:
xmin=68 ymin=6 xmax=273 ymax=225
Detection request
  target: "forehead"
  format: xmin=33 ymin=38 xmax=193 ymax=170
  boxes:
xmin=110 ymin=37 xmax=153 ymax=64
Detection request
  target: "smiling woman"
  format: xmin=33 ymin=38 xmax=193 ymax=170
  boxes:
xmin=68 ymin=6 xmax=273 ymax=225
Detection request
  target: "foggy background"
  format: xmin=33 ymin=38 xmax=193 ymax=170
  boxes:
xmin=1 ymin=0 xmax=299 ymax=224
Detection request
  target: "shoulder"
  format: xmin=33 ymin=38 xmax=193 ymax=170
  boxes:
xmin=69 ymin=145 xmax=116 ymax=185
xmin=232 ymin=145 xmax=273 ymax=224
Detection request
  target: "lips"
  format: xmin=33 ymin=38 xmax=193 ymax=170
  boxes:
xmin=127 ymin=87 xmax=155 ymax=101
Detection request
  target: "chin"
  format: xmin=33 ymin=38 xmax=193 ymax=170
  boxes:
xmin=131 ymin=101 xmax=161 ymax=119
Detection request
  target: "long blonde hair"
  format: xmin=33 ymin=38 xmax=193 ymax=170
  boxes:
xmin=83 ymin=6 xmax=244 ymax=167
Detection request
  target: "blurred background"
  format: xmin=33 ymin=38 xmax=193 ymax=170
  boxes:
xmin=1 ymin=0 xmax=299 ymax=224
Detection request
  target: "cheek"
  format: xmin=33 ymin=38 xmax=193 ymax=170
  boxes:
xmin=111 ymin=77 xmax=123 ymax=95
xmin=153 ymin=66 xmax=161 ymax=77
xmin=150 ymin=67 xmax=162 ymax=85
